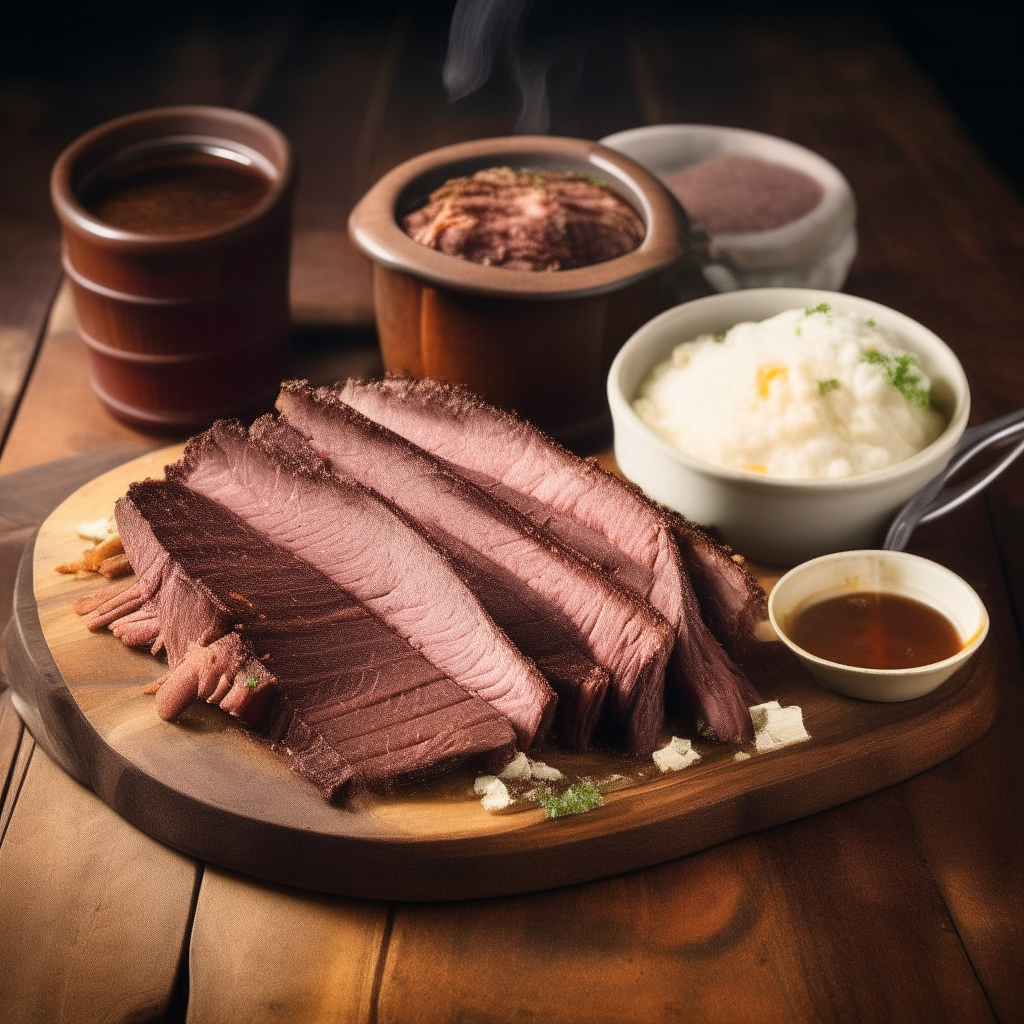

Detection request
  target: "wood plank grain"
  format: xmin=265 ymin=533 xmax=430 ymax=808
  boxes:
xmin=0 ymin=7 xmax=313 ymax=458
xmin=0 ymin=9 xmax=1018 ymax=1021
xmin=632 ymin=17 xmax=1024 ymax=1015
xmin=187 ymin=867 xmax=388 ymax=1024
xmin=254 ymin=15 xmax=398 ymax=328
xmin=377 ymin=790 xmax=994 ymax=1024
xmin=0 ymin=231 xmax=61 ymax=452
xmin=0 ymin=286 xmax=165 ymax=477
xmin=0 ymin=5 xmax=382 ymax=474
xmin=0 ymin=744 xmax=197 ymax=1024
xmin=894 ymin=499 xmax=1024 ymax=1023
xmin=0 ymin=445 xmax=153 ymax=641
xmin=0 ymin=277 xmax=383 ymax=477
xmin=5 ymin=447 xmax=999 ymax=902
xmin=988 ymin=460 xmax=1024 ymax=641
xmin=0 ymin=691 xmax=23 ymax=796
xmin=0 ymin=693 xmax=31 ymax=847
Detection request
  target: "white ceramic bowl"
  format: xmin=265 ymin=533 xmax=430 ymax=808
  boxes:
xmin=768 ymin=550 xmax=989 ymax=701
xmin=607 ymin=288 xmax=971 ymax=564
xmin=600 ymin=124 xmax=857 ymax=291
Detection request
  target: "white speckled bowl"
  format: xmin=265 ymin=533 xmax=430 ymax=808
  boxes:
xmin=607 ymin=288 xmax=970 ymax=565
xmin=768 ymin=550 xmax=988 ymax=701
xmin=600 ymin=124 xmax=857 ymax=291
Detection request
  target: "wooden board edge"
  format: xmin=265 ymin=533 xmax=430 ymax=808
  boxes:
xmin=5 ymin=529 xmax=1000 ymax=900
xmin=4 ymin=446 xmax=1003 ymax=901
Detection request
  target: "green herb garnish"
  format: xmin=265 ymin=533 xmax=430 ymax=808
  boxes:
xmin=536 ymin=782 xmax=603 ymax=819
xmin=246 ymin=676 xmax=259 ymax=689
xmin=805 ymin=302 xmax=831 ymax=316
xmin=713 ymin=329 xmax=728 ymax=343
xmin=695 ymin=719 xmax=717 ymax=741
xmin=866 ymin=318 xmax=876 ymax=328
xmin=861 ymin=350 xmax=930 ymax=408
xmin=818 ymin=378 xmax=840 ymax=395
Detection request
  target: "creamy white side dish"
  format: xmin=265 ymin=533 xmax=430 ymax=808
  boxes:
xmin=632 ymin=305 xmax=946 ymax=480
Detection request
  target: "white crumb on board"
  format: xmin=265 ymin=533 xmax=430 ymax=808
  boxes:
xmin=749 ymin=699 xmax=781 ymax=732
xmin=528 ymin=759 xmax=563 ymax=781
xmin=479 ymin=778 xmax=511 ymax=812
xmin=474 ymin=775 xmax=497 ymax=795
xmin=499 ymin=752 xmax=532 ymax=780
xmin=750 ymin=701 xmax=810 ymax=752
xmin=476 ymin=757 xmax=565 ymax=812
xmin=76 ymin=517 xmax=117 ymax=543
xmin=475 ymin=704 xmax=808 ymax=814
xmin=497 ymin=752 xmax=564 ymax=783
xmin=653 ymin=736 xmax=701 ymax=772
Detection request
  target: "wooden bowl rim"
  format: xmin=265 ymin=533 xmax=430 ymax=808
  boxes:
xmin=50 ymin=104 xmax=296 ymax=254
xmin=348 ymin=135 xmax=688 ymax=301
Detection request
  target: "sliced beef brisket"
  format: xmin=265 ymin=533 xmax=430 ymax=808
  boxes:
xmin=278 ymin=381 xmax=673 ymax=754
xmin=166 ymin=416 xmax=555 ymax=749
xmin=666 ymin=513 xmax=770 ymax=675
xmin=335 ymin=376 xmax=762 ymax=743
xmin=90 ymin=480 xmax=516 ymax=800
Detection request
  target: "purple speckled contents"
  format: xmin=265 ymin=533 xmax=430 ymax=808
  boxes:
xmin=667 ymin=154 xmax=823 ymax=234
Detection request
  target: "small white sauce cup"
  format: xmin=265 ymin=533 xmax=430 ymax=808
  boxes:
xmin=768 ymin=550 xmax=989 ymax=701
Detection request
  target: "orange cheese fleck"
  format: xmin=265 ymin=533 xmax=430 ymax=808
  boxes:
xmin=756 ymin=365 xmax=788 ymax=398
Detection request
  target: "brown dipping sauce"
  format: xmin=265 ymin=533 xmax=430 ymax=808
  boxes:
xmin=82 ymin=149 xmax=272 ymax=235
xmin=788 ymin=591 xmax=962 ymax=670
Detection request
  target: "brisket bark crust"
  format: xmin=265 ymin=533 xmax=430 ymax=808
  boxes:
xmin=166 ymin=416 xmax=555 ymax=749
xmin=89 ymin=480 xmax=516 ymax=801
xmin=278 ymin=381 xmax=674 ymax=754
xmin=335 ymin=375 xmax=763 ymax=744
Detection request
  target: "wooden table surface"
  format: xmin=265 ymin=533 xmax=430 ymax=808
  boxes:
xmin=1 ymin=5 xmax=1022 ymax=1022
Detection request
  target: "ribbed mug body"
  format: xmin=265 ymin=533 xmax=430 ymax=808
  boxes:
xmin=51 ymin=105 xmax=295 ymax=428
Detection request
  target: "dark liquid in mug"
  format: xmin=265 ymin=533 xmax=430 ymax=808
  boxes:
xmin=83 ymin=150 xmax=272 ymax=235
xmin=787 ymin=591 xmax=962 ymax=670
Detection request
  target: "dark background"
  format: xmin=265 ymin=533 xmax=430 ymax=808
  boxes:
xmin=2 ymin=1 xmax=1021 ymax=196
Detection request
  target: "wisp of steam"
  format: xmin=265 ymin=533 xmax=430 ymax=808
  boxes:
xmin=443 ymin=0 xmax=565 ymax=134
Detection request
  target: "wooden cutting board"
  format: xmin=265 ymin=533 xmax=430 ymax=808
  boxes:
xmin=4 ymin=448 xmax=999 ymax=901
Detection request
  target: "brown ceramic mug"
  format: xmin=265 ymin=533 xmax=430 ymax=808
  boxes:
xmin=51 ymin=105 xmax=296 ymax=429
xmin=348 ymin=136 xmax=688 ymax=442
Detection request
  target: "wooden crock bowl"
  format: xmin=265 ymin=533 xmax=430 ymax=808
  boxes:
xmin=51 ymin=105 xmax=296 ymax=429
xmin=348 ymin=136 xmax=688 ymax=441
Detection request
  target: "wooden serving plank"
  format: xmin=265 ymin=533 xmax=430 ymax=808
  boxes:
xmin=4 ymin=447 xmax=999 ymax=901
xmin=0 ymin=742 xmax=197 ymax=1024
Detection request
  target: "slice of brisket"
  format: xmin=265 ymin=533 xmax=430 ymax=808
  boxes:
xmin=88 ymin=480 xmax=516 ymax=800
xmin=335 ymin=376 xmax=763 ymax=743
xmin=166 ymin=416 xmax=555 ymax=749
xmin=278 ymin=381 xmax=674 ymax=754
xmin=666 ymin=513 xmax=770 ymax=676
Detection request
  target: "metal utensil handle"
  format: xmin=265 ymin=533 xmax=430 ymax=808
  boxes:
xmin=956 ymin=407 xmax=1024 ymax=453
xmin=884 ymin=408 xmax=1024 ymax=550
